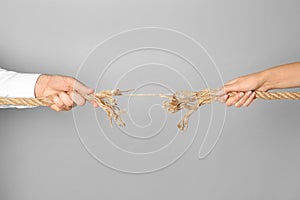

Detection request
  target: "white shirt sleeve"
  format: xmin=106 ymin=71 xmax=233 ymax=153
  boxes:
xmin=0 ymin=67 xmax=41 ymax=108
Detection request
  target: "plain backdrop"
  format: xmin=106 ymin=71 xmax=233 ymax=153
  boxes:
xmin=0 ymin=0 xmax=300 ymax=199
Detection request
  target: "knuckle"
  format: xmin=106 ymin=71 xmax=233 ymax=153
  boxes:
xmin=56 ymin=102 xmax=63 ymax=108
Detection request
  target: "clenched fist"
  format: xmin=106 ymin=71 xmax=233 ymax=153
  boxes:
xmin=34 ymin=74 xmax=98 ymax=111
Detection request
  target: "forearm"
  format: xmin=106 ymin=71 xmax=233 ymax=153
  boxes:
xmin=260 ymin=62 xmax=300 ymax=90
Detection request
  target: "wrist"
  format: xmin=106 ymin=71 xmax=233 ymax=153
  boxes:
xmin=258 ymin=70 xmax=271 ymax=91
xmin=34 ymin=74 xmax=50 ymax=97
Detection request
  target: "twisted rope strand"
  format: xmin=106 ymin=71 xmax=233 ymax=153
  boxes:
xmin=0 ymin=97 xmax=52 ymax=106
xmin=1 ymin=90 xmax=299 ymax=130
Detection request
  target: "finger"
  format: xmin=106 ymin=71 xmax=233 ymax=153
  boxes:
xmin=50 ymin=104 xmax=62 ymax=112
xmin=235 ymin=91 xmax=252 ymax=108
xmin=217 ymin=94 xmax=228 ymax=103
xmin=53 ymin=95 xmax=64 ymax=108
xmin=59 ymin=92 xmax=73 ymax=107
xmin=91 ymin=101 xmax=99 ymax=108
xmin=73 ymin=80 xmax=94 ymax=95
xmin=226 ymin=92 xmax=244 ymax=106
xmin=62 ymin=106 xmax=72 ymax=111
xmin=243 ymin=92 xmax=256 ymax=107
xmin=70 ymin=91 xmax=86 ymax=106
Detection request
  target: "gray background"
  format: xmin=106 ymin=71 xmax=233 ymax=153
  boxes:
xmin=0 ymin=0 xmax=300 ymax=199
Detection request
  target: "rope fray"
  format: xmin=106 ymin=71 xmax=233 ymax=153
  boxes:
xmin=1 ymin=89 xmax=300 ymax=131
xmin=82 ymin=89 xmax=127 ymax=127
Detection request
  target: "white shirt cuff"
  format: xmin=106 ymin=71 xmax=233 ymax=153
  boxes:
xmin=3 ymin=73 xmax=41 ymax=98
xmin=0 ymin=69 xmax=41 ymax=108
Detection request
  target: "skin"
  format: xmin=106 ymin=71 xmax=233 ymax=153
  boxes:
xmin=34 ymin=74 xmax=98 ymax=111
xmin=218 ymin=62 xmax=300 ymax=107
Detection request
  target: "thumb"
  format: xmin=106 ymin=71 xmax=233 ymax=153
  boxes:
xmin=73 ymin=80 xmax=94 ymax=95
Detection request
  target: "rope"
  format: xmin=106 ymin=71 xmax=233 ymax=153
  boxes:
xmin=1 ymin=89 xmax=299 ymax=130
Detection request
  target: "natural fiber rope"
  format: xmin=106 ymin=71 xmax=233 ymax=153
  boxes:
xmin=1 ymin=89 xmax=299 ymax=130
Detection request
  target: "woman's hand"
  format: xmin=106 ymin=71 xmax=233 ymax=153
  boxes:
xmin=218 ymin=71 xmax=268 ymax=107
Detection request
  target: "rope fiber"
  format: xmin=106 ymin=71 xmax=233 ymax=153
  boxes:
xmin=1 ymin=89 xmax=299 ymax=130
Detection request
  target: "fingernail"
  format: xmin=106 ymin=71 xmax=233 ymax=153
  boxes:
xmin=239 ymin=92 xmax=244 ymax=97
xmin=247 ymin=91 xmax=252 ymax=95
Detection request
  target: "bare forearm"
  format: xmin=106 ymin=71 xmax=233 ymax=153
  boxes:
xmin=222 ymin=61 xmax=300 ymax=107
xmin=261 ymin=62 xmax=300 ymax=90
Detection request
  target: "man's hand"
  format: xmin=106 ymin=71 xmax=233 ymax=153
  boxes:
xmin=34 ymin=74 xmax=97 ymax=111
